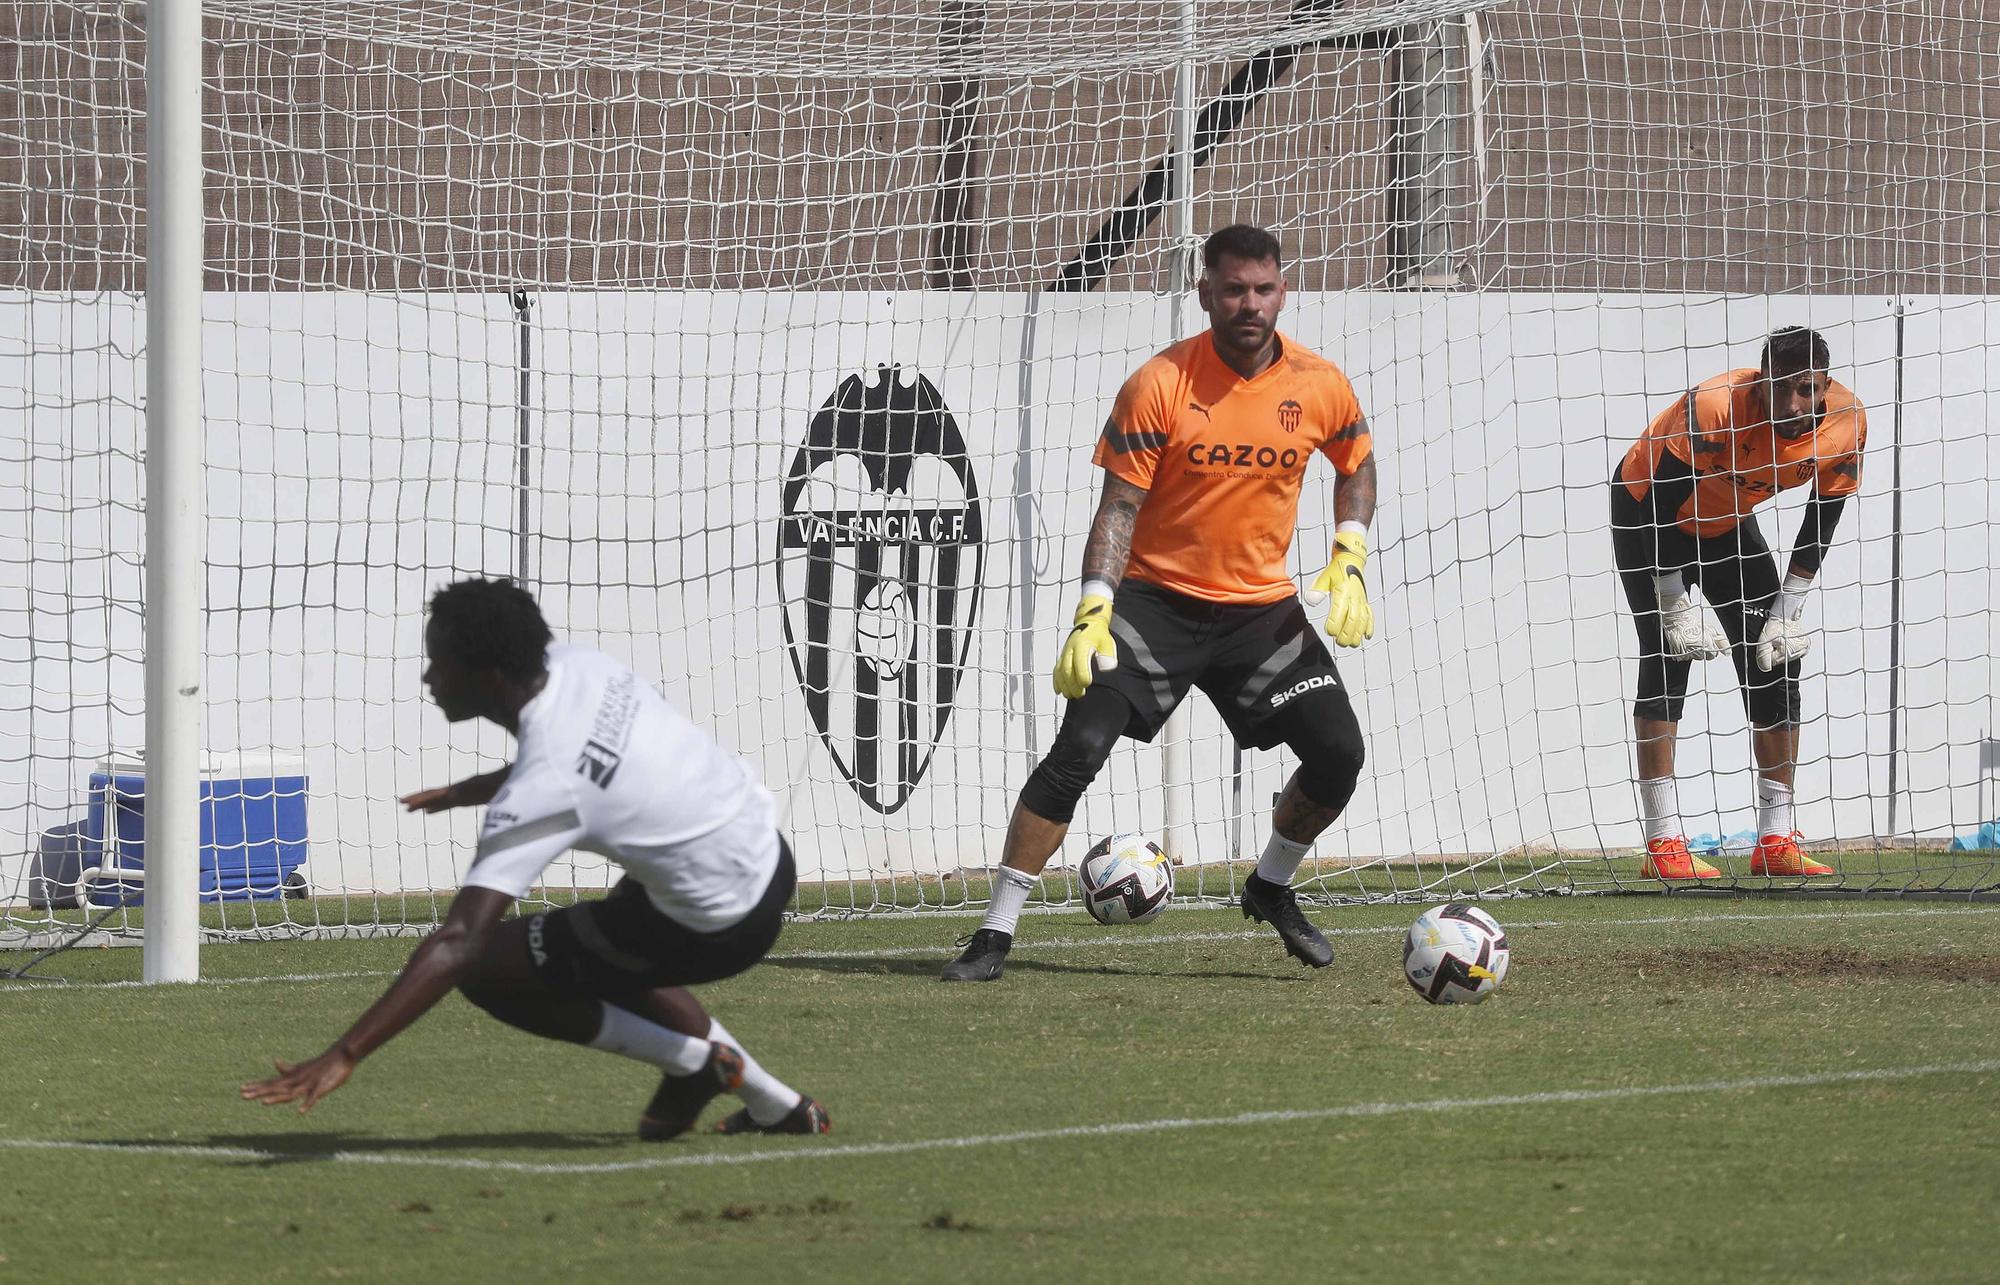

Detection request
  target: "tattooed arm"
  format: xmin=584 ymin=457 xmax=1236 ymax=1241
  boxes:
xmin=1334 ymin=435 xmax=1377 ymax=530
xmin=1080 ymin=470 xmax=1149 ymax=592
xmin=1052 ymin=468 xmax=1147 ymax=699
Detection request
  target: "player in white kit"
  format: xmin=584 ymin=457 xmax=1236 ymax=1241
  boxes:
xmin=243 ymin=578 xmax=828 ymax=1138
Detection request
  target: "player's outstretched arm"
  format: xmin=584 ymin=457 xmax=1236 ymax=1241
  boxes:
xmin=1307 ymin=450 xmax=1378 ymax=647
xmin=1055 ymin=472 xmax=1146 ymax=699
xmin=240 ymin=886 xmax=514 ymax=1113
xmin=400 ymin=764 xmax=513 ymax=814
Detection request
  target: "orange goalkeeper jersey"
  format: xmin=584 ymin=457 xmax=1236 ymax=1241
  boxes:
xmin=1617 ymin=368 xmax=1867 ymax=537
xmin=1092 ymin=332 xmax=1370 ymax=605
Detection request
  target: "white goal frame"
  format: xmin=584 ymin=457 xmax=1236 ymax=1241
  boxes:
xmin=3 ymin=0 xmax=1996 ymax=976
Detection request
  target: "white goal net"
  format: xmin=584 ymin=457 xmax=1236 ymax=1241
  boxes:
xmin=2 ymin=0 xmax=1996 ymax=945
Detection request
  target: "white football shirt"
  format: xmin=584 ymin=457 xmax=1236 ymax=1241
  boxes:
xmin=464 ymin=644 xmax=781 ymax=931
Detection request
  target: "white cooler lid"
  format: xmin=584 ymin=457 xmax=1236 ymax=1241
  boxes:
xmin=94 ymin=751 xmax=308 ymax=780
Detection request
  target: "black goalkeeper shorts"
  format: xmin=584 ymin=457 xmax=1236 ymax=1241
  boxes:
xmin=525 ymin=839 xmax=795 ymax=996
xmin=1609 ymin=483 xmax=1798 ymax=727
xmin=1093 ymin=577 xmax=1351 ymax=751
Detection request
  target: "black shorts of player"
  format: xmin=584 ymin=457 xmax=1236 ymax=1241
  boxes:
xmin=525 ymin=838 xmax=796 ymax=997
xmin=1609 ymin=483 xmax=1799 ymax=728
xmin=1093 ymin=577 xmax=1349 ymax=751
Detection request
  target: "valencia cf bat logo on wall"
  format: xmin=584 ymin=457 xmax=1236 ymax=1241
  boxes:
xmin=777 ymin=366 xmax=984 ymax=814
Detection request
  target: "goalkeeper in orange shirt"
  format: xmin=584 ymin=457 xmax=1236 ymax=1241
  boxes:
xmin=941 ymin=224 xmax=1378 ymax=982
xmin=1612 ymin=327 xmax=1866 ymax=880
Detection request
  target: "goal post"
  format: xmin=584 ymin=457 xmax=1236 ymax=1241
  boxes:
xmin=3 ymin=1 xmax=1998 ymax=957
xmin=139 ymin=0 xmax=205 ymax=983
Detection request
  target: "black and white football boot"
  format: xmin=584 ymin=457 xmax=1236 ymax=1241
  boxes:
xmin=1240 ymin=874 xmax=1334 ymax=969
xmin=637 ymin=1041 xmax=745 ymax=1141
xmin=938 ymin=928 xmax=1013 ymax=982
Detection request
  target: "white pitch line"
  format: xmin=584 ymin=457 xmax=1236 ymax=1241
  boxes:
xmin=5 ymin=902 xmax=1999 ymax=990
xmin=0 ymin=969 xmax=400 ymax=995
xmin=4 ymin=1059 xmax=1995 ymax=1176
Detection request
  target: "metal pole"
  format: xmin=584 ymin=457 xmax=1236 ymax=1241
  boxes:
xmin=1013 ymin=295 xmax=1042 ymax=745
xmin=1389 ymin=20 xmax=1462 ymax=289
xmin=1159 ymin=0 xmax=1198 ymax=865
xmin=142 ymin=0 xmax=204 ymax=983
xmin=512 ymin=289 xmax=532 ymax=585
xmin=1230 ymin=744 xmax=1244 ymax=862
xmin=929 ymin=1 xmax=984 ymax=289
xmin=1886 ymin=301 xmax=1907 ymax=836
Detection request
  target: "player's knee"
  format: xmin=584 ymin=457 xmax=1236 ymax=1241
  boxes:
xmin=1633 ymin=693 xmax=1685 ymax=723
xmin=1298 ymin=723 xmax=1365 ymax=809
xmin=1634 ymin=647 xmax=1691 ymax=725
xmin=1019 ymin=705 xmax=1123 ymax=824
xmin=1273 ymin=701 xmax=1363 ymax=809
xmin=1634 ymin=665 xmax=1686 ymax=723
xmin=1746 ymin=671 xmax=1800 ymax=728
xmin=456 ymin=971 xmax=510 ymax=1017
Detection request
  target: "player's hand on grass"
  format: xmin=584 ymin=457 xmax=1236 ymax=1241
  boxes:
xmin=1655 ymin=576 xmax=1727 ymax=661
xmin=1054 ymin=594 xmax=1117 ymax=700
xmin=1306 ymin=530 xmax=1373 ymax=647
xmin=241 ymin=1045 xmax=357 ymax=1114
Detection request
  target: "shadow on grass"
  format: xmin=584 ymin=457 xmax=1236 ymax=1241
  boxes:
xmin=135 ymin=1130 xmax=637 ymax=1165
xmin=763 ymin=953 xmax=1303 ymax=983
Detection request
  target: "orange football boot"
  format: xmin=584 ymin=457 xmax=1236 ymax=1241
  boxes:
xmin=1639 ymin=836 xmax=1722 ymax=881
xmin=1750 ymin=831 xmax=1834 ymax=877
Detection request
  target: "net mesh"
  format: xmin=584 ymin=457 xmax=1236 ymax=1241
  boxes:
xmin=2 ymin=0 xmax=1995 ymax=945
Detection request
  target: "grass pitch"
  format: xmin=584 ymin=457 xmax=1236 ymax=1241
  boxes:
xmin=5 ymin=897 xmax=1999 ymax=1283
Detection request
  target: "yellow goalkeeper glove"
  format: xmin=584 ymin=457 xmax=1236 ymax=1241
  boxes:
xmin=1053 ymin=594 xmax=1118 ymax=700
xmin=1306 ymin=530 xmax=1374 ymax=647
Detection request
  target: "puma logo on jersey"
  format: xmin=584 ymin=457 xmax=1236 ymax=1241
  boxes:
xmin=1188 ymin=401 xmax=1211 ymax=420
xmin=1270 ymin=673 xmax=1339 ymax=707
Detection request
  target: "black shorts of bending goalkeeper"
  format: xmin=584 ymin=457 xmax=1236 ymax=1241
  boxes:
xmin=1609 ymin=484 xmax=1799 ymax=728
xmin=524 ymin=838 xmax=796 ymax=997
xmin=1092 ymin=577 xmax=1352 ymax=750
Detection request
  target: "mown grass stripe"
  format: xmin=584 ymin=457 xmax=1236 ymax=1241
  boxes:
xmin=4 ymin=902 xmax=1998 ymax=991
xmin=3 ymin=1058 xmax=1994 ymax=1176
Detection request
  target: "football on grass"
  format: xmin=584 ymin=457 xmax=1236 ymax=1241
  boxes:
xmin=1403 ymin=903 xmax=1510 ymax=1004
xmin=1078 ymin=834 xmax=1173 ymax=925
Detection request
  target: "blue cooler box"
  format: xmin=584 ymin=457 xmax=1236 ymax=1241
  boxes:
xmin=82 ymin=756 xmax=310 ymax=906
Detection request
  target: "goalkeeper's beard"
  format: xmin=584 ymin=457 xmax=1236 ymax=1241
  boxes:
xmin=1216 ymin=315 xmax=1272 ymax=357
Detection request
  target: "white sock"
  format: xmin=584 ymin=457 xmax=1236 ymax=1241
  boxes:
xmin=588 ymin=1004 xmax=710 ymax=1075
xmin=1255 ymin=832 xmax=1312 ymax=886
xmin=1638 ymin=776 xmax=1681 ymax=843
xmin=708 ymin=1017 xmax=802 ymax=1125
xmin=980 ymin=865 xmax=1035 ymax=937
xmin=1756 ymin=777 xmax=1794 ymax=839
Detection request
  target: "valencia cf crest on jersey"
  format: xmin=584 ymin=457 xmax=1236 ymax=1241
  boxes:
xmin=1277 ymin=399 xmax=1303 ymax=433
xmin=777 ymin=366 xmax=984 ymax=814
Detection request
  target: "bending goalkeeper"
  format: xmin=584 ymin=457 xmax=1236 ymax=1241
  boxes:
xmin=1612 ymin=326 xmax=1866 ymax=880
